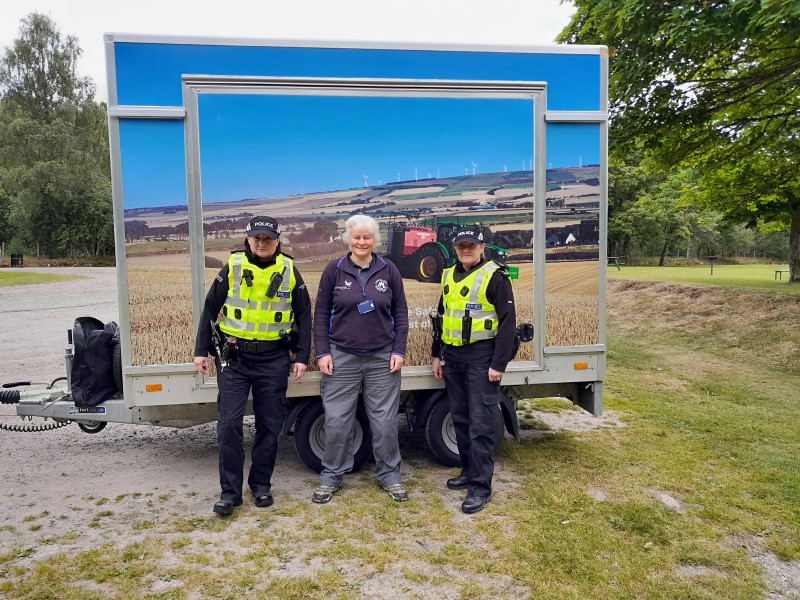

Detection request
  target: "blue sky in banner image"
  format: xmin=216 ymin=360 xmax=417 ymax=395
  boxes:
xmin=197 ymin=94 xmax=532 ymax=203
xmin=546 ymin=123 xmax=601 ymax=170
xmin=120 ymin=119 xmax=187 ymax=210
xmin=120 ymin=96 xmax=601 ymax=209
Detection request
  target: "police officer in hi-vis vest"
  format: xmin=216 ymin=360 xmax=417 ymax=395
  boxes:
xmin=431 ymin=225 xmax=515 ymax=514
xmin=194 ymin=216 xmax=311 ymax=516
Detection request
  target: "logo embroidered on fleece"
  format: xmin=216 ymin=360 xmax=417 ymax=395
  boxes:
xmin=334 ymin=279 xmax=353 ymax=291
xmin=375 ymin=279 xmax=388 ymax=292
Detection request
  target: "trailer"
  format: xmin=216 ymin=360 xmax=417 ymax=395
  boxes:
xmin=7 ymin=34 xmax=609 ymax=471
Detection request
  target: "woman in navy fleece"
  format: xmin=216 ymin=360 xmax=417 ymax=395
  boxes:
xmin=312 ymin=215 xmax=409 ymax=504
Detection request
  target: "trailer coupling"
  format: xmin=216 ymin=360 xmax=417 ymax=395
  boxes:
xmin=0 ymin=380 xmax=73 ymax=433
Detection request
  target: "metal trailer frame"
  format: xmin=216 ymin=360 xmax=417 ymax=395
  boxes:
xmin=16 ymin=34 xmax=608 ymax=432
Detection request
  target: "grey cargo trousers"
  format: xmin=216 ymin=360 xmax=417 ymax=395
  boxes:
xmin=319 ymin=344 xmax=402 ymax=487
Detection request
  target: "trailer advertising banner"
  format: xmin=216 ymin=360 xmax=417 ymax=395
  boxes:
xmin=109 ymin=37 xmax=605 ymax=370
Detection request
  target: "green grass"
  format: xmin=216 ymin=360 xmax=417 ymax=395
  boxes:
xmin=0 ymin=271 xmax=81 ymax=286
xmin=609 ymin=263 xmax=798 ymax=293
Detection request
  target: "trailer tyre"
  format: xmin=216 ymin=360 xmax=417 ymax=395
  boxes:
xmin=424 ymin=399 xmax=505 ymax=467
xmin=293 ymin=401 xmax=373 ymax=473
xmin=77 ymin=420 xmax=107 ymax=434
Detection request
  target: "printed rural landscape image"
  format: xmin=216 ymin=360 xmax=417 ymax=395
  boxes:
xmin=123 ymin=95 xmax=601 ymax=366
xmin=124 ymin=167 xmax=601 ymax=365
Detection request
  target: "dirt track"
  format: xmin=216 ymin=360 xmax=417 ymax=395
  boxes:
xmin=0 ymin=268 xmax=214 ymax=525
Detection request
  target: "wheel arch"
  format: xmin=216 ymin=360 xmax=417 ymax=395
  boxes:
xmin=282 ymin=396 xmax=321 ymax=437
xmin=408 ymin=388 xmax=448 ymax=433
xmin=498 ymin=388 xmax=519 ymax=439
xmin=412 ymin=387 xmax=518 ymax=439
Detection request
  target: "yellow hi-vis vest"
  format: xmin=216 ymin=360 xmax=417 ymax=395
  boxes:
xmin=219 ymin=252 xmax=296 ymax=341
xmin=441 ymin=261 xmax=500 ymax=346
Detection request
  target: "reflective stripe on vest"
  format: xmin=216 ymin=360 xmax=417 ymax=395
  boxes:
xmin=219 ymin=253 xmax=296 ymax=340
xmin=441 ymin=261 xmax=500 ymax=346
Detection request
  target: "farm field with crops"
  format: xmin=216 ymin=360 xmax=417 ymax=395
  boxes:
xmin=127 ymin=260 xmax=600 ymax=366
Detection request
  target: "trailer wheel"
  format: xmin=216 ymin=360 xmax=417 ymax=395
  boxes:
xmin=77 ymin=420 xmax=107 ymax=434
xmin=415 ymin=244 xmax=444 ymax=283
xmin=424 ymin=399 xmax=505 ymax=467
xmin=293 ymin=401 xmax=373 ymax=473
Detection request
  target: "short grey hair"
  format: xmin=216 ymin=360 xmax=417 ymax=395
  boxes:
xmin=343 ymin=214 xmax=381 ymax=244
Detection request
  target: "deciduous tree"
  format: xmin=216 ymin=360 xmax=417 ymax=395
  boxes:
xmin=0 ymin=12 xmax=93 ymax=117
xmin=0 ymin=13 xmax=112 ymax=258
xmin=560 ymin=0 xmax=800 ymax=281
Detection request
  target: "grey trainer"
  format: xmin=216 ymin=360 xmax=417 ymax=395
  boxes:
xmin=381 ymin=482 xmax=409 ymax=502
xmin=312 ymin=484 xmax=340 ymax=504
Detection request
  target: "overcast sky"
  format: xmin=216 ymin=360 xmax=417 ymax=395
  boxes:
xmin=0 ymin=0 xmax=576 ymax=104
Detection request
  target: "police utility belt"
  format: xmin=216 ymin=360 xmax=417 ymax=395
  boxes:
xmin=234 ymin=339 xmax=277 ymax=354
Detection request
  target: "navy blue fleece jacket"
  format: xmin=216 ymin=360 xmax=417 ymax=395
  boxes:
xmin=313 ymin=253 xmax=408 ymax=358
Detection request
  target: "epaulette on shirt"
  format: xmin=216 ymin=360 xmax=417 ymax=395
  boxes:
xmin=493 ymin=262 xmax=510 ymax=278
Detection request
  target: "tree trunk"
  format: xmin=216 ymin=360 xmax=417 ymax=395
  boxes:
xmin=789 ymin=200 xmax=799 ymax=284
xmin=659 ymin=237 xmax=668 ymax=266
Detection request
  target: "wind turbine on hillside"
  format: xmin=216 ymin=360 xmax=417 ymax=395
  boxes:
xmin=503 ymin=164 xmax=507 ymax=173
xmin=471 ymin=161 xmax=477 ymax=175
xmin=464 ymin=167 xmax=469 ymax=176
xmin=362 ymin=174 xmax=369 ymax=188
xmin=414 ymin=166 xmax=418 ymax=181
xmin=436 ymin=167 xmax=440 ymax=178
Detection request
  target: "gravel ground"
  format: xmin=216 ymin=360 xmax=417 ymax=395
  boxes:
xmin=1 ymin=267 xmax=120 ymax=386
xmin=0 ymin=266 xmax=310 ymax=526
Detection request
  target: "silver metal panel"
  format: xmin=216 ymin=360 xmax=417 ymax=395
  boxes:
xmin=545 ymin=111 xmax=608 ymax=122
xmin=105 ymin=35 xmax=135 ymax=406
xmin=108 ymin=106 xmax=187 ymax=118
xmin=533 ymin=87 xmax=548 ymax=366
xmin=598 ymin=52 xmax=610 ymax=369
xmin=124 ymin=364 xmax=198 ymax=376
xmin=16 ymin=398 xmax=135 ymax=424
xmin=183 ymin=75 xmax=546 ymax=97
xmin=182 ymin=85 xmax=208 ymax=351
xmin=121 ymin=352 xmax=602 ymax=407
xmin=105 ymin=111 xmax=133 ymax=407
xmin=105 ymin=32 xmax=608 ymax=56
xmin=104 ymin=34 xmax=119 ymax=108
xmin=182 ymin=76 xmax=546 ymax=366
xmin=543 ymin=344 xmax=606 ymax=356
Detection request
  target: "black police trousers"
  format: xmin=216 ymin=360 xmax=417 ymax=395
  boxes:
xmin=442 ymin=357 xmax=501 ymax=497
xmin=216 ymin=347 xmax=289 ymax=503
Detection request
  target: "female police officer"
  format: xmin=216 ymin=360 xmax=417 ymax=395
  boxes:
xmin=194 ymin=216 xmax=311 ymax=516
xmin=431 ymin=225 xmax=515 ymax=514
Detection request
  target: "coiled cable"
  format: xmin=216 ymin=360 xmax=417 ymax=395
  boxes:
xmin=0 ymin=418 xmax=72 ymax=433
